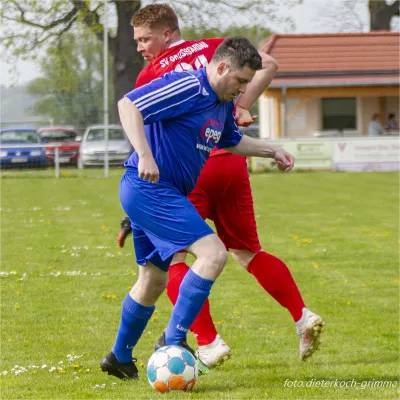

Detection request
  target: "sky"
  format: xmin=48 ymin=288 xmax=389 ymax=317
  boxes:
xmin=0 ymin=0 xmax=390 ymax=87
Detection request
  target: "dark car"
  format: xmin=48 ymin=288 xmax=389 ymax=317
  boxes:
xmin=0 ymin=128 xmax=47 ymax=169
xmin=38 ymin=127 xmax=81 ymax=166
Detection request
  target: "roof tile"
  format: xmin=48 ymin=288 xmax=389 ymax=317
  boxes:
xmin=262 ymin=32 xmax=400 ymax=86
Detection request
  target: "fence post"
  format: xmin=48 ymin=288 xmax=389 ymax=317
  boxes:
xmin=55 ymin=145 xmax=60 ymax=178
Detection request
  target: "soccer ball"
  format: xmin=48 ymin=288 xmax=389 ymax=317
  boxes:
xmin=147 ymin=345 xmax=198 ymax=392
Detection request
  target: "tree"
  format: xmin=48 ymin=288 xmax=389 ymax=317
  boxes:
xmin=181 ymin=25 xmax=274 ymax=48
xmin=315 ymin=0 xmax=399 ymax=33
xmin=369 ymin=0 xmax=399 ymax=31
xmin=1 ymin=0 xmax=300 ymax=122
xmin=25 ymin=30 xmax=110 ymax=129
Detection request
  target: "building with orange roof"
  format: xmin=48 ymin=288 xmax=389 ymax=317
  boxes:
xmin=259 ymin=32 xmax=399 ymax=139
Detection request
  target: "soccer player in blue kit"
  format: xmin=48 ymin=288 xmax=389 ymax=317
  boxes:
xmin=100 ymin=37 xmax=295 ymax=380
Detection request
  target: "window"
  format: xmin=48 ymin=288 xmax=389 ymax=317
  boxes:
xmin=86 ymin=128 xmax=125 ymax=141
xmin=0 ymin=130 xmax=40 ymax=144
xmin=321 ymin=98 xmax=357 ymax=130
xmin=40 ymin=130 xmax=77 ymax=143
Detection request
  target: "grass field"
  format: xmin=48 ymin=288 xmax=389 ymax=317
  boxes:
xmin=1 ymin=170 xmax=399 ymax=399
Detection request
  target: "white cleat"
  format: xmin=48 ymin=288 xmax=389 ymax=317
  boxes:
xmin=296 ymin=308 xmax=325 ymax=361
xmin=196 ymin=334 xmax=232 ymax=369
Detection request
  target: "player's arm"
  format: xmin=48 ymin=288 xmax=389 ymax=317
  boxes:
xmin=219 ymin=106 xmax=294 ymax=172
xmin=234 ymin=51 xmax=278 ymax=126
xmin=119 ymin=71 xmax=201 ymax=183
xmin=226 ymin=135 xmax=294 ymax=171
xmin=118 ymin=98 xmax=159 ymax=183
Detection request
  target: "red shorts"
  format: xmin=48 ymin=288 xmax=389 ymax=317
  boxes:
xmin=188 ymin=152 xmax=261 ymax=252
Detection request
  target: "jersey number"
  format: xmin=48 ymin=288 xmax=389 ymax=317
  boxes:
xmin=174 ymin=55 xmax=209 ymax=72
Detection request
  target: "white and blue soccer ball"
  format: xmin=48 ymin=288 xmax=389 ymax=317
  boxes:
xmin=147 ymin=345 xmax=198 ymax=392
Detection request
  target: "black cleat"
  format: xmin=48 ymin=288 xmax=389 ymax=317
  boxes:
xmin=154 ymin=333 xmax=196 ymax=358
xmin=100 ymin=352 xmax=138 ymax=380
xmin=118 ymin=216 xmax=132 ymax=248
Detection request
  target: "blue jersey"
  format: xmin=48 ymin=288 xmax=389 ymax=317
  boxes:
xmin=124 ymin=68 xmax=242 ymax=195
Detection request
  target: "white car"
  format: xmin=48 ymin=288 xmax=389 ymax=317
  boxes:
xmin=78 ymin=125 xmax=133 ymax=168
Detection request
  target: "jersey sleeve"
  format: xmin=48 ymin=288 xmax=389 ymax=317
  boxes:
xmin=125 ymin=71 xmax=201 ymax=124
xmin=216 ymin=104 xmax=243 ymax=149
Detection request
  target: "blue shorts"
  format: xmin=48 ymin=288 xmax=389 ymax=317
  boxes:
xmin=120 ymin=169 xmax=213 ymax=271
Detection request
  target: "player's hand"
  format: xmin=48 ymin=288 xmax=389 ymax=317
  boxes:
xmin=235 ymin=105 xmax=257 ymax=127
xmin=138 ymin=154 xmax=159 ymax=183
xmin=273 ymin=146 xmax=295 ymax=172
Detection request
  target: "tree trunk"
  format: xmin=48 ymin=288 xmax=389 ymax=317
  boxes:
xmin=110 ymin=0 xmax=143 ymax=123
xmin=369 ymin=0 xmax=400 ymax=31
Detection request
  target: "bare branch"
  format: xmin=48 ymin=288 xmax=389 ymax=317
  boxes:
xmin=7 ymin=0 xmax=78 ymax=31
xmin=70 ymin=0 xmax=105 ymax=42
xmin=59 ymin=15 xmax=79 ymax=36
xmin=43 ymin=6 xmax=79 ymax=30
xmin=8 ymin=0 xmax=25 ymax=14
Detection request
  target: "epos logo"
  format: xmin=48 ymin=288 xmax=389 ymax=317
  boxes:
xmin=200 ymin=120 xmax=223 ymax=144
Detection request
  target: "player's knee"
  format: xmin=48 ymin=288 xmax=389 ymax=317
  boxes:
xmin=137 ymin=266 xmax=168 ymax=302
xmin=230 ymin=249 xmax=256 ymax=270
xmin=207 ymin=246 xmax=228 ymax=269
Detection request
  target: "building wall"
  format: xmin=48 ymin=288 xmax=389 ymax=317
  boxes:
xmin=361 ymin=97 xmax=380 ymax=135
xmin=258 ymin=96 xmax=272 ymax=139
xmin=259 ymin=97 xmax=322 ymax=138
xmin=359 ymin=96 xmax=399 ymax=135
xmin=259 ymin=96 xmax=279 ymax=139
xmin=260 ymin=89 xmax=399 ymax=139
xmin=285 ymin=98 xmax=321 ymax=138
xmin=386 ymin=96 xmax=400 ymax=122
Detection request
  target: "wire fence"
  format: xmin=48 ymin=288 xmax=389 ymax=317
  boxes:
xmin=0 ymin=125 xmax=132 ymax=178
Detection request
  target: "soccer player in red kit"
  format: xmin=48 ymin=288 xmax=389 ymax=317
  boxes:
xmin=118 ymin=3 xmax=324 ymax=371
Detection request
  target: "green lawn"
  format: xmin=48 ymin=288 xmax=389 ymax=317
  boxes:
xmin=1 ymin=170 xmax=399 ymax=399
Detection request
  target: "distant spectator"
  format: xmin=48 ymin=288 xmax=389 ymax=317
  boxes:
xmin=384 ymin=113 xmax=398 ymax=131
xmin=367 ymin=114 xmax=383 ymax=136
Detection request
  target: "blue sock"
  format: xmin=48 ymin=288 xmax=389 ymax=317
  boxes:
xmin=112 ymin=294 xmax=155 ymax=363
xmin=164 ymin=269 xmax=214 ymax=345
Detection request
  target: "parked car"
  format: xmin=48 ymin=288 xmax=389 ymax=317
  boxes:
xmin=78 ymin=125 xmax=133 ymax=168
xmin=0 ymin=128 xmax=47 ymax=169
xmin=38 ymin=126 xmax=81 ymax=166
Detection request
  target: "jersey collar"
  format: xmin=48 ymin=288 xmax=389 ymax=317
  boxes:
xmin=168 ymin=39 xmax=185 ymax=49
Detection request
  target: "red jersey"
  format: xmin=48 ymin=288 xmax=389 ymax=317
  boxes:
xmin=135 ymin=38 xmax=228 ymax=157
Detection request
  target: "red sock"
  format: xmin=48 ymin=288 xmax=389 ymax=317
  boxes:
xmin=247 ymin=251 xmax=305 ymax=322
xmin=166 ymin=263 xmax=218 ymax=346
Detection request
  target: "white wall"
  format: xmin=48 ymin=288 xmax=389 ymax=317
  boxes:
xmin=285 ymin=98 xmax=321 ymax=138
xmin=260 ymin=93 xmax=399 ymax=139
xmin=386 ymin=96 xmax=400 ymax=121
xmin=360 ymin=97 xmax=380 ymax=136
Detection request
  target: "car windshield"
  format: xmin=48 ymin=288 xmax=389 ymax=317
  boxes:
xmin=40 ymin=130 xmax=77 ymax=143
xmin=0 ymin=130 xmax=40 ymax=144
xmin=86 ymin=128 xmax=125 ymax=141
